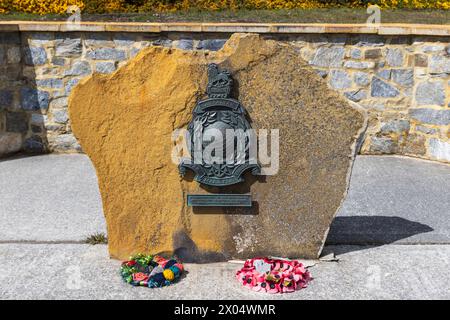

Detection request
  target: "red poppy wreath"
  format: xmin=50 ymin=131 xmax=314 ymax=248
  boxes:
xmin=236 ymin=257 xmax=312 ymax=293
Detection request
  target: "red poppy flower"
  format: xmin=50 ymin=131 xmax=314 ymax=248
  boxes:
xmin=252 ymin=281 xmax=269 ymax=292
xmin=266 ymin=282 xmax=280 ymax=294
xmin=126 ymin=260 xmax=137 ymax=267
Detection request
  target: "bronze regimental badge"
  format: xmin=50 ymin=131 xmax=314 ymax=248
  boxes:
xmin=179 ymin=64 xmax=260 ymax=205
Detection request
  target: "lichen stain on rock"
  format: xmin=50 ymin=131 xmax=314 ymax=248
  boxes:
xmin=69 ymin=33 xmax=366 ymax=261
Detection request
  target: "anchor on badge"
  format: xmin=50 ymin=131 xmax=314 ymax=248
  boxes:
xmin=179 ymin=63 xmax=261 ymax=187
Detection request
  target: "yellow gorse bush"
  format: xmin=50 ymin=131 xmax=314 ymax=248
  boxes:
xmin=0 ymin=0 xmax=84 ymax=14
xmin=0 ymin=0 xmax=448 ymax=14
xmin=377 ymin=0 xmax=450 ymax=9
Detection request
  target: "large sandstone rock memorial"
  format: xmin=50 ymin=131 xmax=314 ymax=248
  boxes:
xmin=69 ymin=33 xmax=366 ymax=261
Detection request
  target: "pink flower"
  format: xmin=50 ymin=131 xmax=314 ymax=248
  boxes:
xmin=255 ymin=273 xmax=266 ymax=283
xmin=132 ymin=272 xmax=148 ymax=282
xmin=294 ymin=265 xmax=306 ymax=274
xmin=266 ymin=282 xmax=280 ymax=294
xmin=282 ymin=279 xmax=295 ymax=293
xmin=252 ymin=281 xmax=269 ymax=292
xmin=153 ymin=256 xmax=168 ymax=268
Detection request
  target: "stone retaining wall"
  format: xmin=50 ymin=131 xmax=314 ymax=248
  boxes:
xmin=0 ymin=23 xmax=449 ymax=163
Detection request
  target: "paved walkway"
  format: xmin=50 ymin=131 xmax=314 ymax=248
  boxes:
xmin=0 ymin=154 xmax=449 ymax=299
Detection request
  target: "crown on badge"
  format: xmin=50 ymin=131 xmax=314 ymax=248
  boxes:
xmin=207 ymin=64 xmax=232 ymax=99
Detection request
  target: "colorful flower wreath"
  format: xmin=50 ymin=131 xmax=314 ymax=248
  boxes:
xmin=120 ymin=253 xmax=184 ymax=288
xmin=236 ymin=257 xmax=312 ymax=294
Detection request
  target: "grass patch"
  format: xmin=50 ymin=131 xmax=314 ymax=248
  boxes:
xmin=85 ymin=232 xmax=108 ymax=245
xmin=0 ymin=9 xmax=448 ymax=24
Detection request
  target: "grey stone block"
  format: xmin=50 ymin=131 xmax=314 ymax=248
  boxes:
xmin=152 ymin=39 xmax=172 ymax=47
xmin=364 ymin=48 xmax=382 ymax=59
xmin=54 ymin=134 xmax=81 ymax=151
xmin=355 ymin=35 xmax=385 ymax=47
xmin=65 ymin=78 xmax=80 ymax=95
xmin=0 ymin=132 xmax=22 ymax=156
xmin=310 ymin=46 xmax=345 ymax=67
xmin=50 ymin=97 xmax=68 ymax=109
xmin=409 ymin=108 xmax=450 ymax=126
xmin=196 ymin=39 xmax=227 ymax=51
xmin=24 ymin=47 xmax=47 ymax=66
xmin=113 ymin=34 xmax=136 ymax=47
xmin=329 ymin=70 xmax=352 ymax=89
xmin=31 ymin=124 xmax=42 ymax=133
xmin=344 ymin=89 xmax=367 ymax=102
xmin=38 ymin=66 xmax=59 ymax=76
xmin=0 ymin=65 xmax=21 ymax=81
xmin=5 ymin=112 xmax=28 ymax=133
xmin=45 ymin=123 xmax=65 ymax=132
xmin=415 ymin=125 xmax=437 ymax=135
xmin=421 ymin=45 xmax=446 ymax=53
xmin=371 ymin=77 xmax=399 ymax=97
xmin=0 ymin=32 xmax=21 ymax=45
xmin=6 ymin=46 xmax=21 ymax=64
xmin=95 ymin=62 xmax=116 ymax=74
xmin=380 ymin=120 xmax=410 ymax=134
xmin=55 ymin=37 xmax=82 ymax=57
xmin=30 ymin=113 xmax=46 ymax=124
xmin=20 ymin=87 xmax=50 ymax=111
xmin=176 ymin=39 xmax=194 ymax=50
xmin=429 ymin=55 xmax=450 ymax=75
xmin=0 ymin=47 xmax=5 ymax=64
xmin=386 ymin=48 xmax=404 ymax=67
xmin=64 ymin=61 xmax=91 ymax=76
xmin=370 ymin=136 xmax=396 ymax=153
xmin=354 ymin=72 xmax=370 ymax=86
xmin=376 ymin=69 xmax=391 ymax=80
xmin=23 ymin=135 xmax=46 ymax=153
xmin=350 ymin=48 xmax=362 ymax=59
xmin=36 ymin=78 xmax=64 ymax=89
xmin=86 ymin=48 xmax=127 ymax=61
xmin=414 ymin=54 xmax=428 ymax=67
xmin=53 ymin=109 xmax=68 ymax=124
xmin=51 ymin=57 xmax=65 ymax=66
xmin=360 ymin=101 xmax=385 ymax=111
xmin=391 ymin=69 xmax=414 ymax=87
xmin=415 ymin=81 xmax=445 ymax=106
xmin=344 ymin=61 xmax=375 ymax=69
xmin=0 ymin=89 xmax=13 ymax=109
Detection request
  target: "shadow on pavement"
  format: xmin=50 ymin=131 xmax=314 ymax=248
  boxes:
xmin=325 ymin=216 xmax=434 ymax=255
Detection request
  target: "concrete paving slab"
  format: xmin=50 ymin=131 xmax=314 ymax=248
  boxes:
xmin=328 ymin=155 xmax=450 ymax=245
xmin=0 ymin=243 xmax=448 ymax=299
xmin=0 ymin=154 xmax=106 ymax=242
